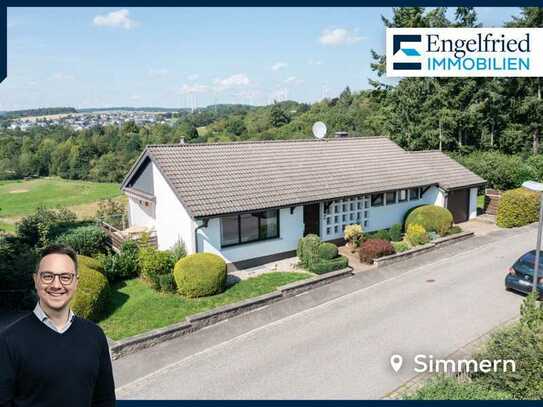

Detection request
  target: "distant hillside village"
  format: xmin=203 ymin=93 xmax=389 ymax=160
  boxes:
xmin=4 ymin=110 xmax=177 ymax=131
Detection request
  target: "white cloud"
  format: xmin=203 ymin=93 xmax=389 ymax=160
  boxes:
xmin=270 ymin=87 xmax=289 ymax=102
xmin=213 ymin=73 xmax=251 ymax=90
xmin=271 ymin=62 xmax=288 ymax=71
xmin=179 ymin=83 xmax=209 ymax=94
xmin=50 ymin=73 xmax=75 ymax=81
xmin=319 ymin=28 xmax=364 ymax=46
xmin=93 ymin=9 xmax=139 ymax=30
xmin=187 ymin=74 xmax=199 ymax=81
xmin=285 ymin=76 xmax=303 ymax=85
xmin=148 ymin=68 xmax=169 ymax=78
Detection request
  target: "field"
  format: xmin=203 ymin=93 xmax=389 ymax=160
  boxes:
xmin=0 ymin=177 xmax=123 ymax=233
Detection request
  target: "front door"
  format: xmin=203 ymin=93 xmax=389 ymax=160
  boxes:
xmin=447 ymin=188 xmax=470 ymax=223
xmin=303 ymin=203 xmax=320 ymax=236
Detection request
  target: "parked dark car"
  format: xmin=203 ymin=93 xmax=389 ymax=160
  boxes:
xmin=505 ymin=250 xmax=543 ymax=298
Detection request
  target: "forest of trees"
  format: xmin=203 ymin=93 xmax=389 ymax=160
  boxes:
xmin=0 ymin=7 xmax=542 ymax=184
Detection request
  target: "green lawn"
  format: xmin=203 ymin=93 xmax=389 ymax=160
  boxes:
xmin=0 ymin=177 xmax=121 ymax=218
xmin=99 ymin=272 xmax=312 ymax=340
xmin=477 ymin=194 xmax=485 ymax=209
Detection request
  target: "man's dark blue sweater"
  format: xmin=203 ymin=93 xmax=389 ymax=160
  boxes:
xmin=0 ymin=312 xmax=116 ymax=407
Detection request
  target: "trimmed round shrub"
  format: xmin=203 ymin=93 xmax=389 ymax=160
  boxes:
xmin=298 ymin=234 xmax=321 ymax=268
xmin=406 ymin=224 xmax=429 ymax=246
xmin=405 ymin=205 xmax=453 ymax=236
xmin=389 ymin=224 xmax=403 ymax=242
xmin=71 ymin=261 xmax=110 ymax=321
xmin=78 ymin=255 xmax=104 ymax=273
xmin=139 ymin=246 xmax=175 ymax=290
xmin=318 ymin=242 xmax=338 ymax=260
xmin=496 ymin=188 xmax=539 ymax=228
xmin=359 ymin=239 xmax=395 ymax=264
xmin=309 ymin=256 xmax=349 ymax=274
xmin=174 ymin=253 xmax=227 ymax=298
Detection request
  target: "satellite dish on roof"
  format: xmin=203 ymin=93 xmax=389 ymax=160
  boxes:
xmin=312 ymin=121 xmax=327 ymax=139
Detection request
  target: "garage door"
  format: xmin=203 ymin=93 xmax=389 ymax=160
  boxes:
xmin=447 ymin=188 xmax=469 ymax=223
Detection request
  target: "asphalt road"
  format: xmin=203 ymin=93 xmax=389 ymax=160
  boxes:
xmin=115 ymin=225 xmax=534 ymax=399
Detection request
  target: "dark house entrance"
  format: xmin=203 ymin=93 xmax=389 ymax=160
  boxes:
xmin=447 ymin=188 xmax=470 ymax=223
xmin=303 ymin=203 xmax=320 ymax=236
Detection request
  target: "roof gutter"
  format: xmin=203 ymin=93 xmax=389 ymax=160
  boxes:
xmin=194 ymin=219 xmax=209 ymax=254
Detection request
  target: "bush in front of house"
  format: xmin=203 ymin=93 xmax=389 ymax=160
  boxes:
xmin=344 ymin=224 xmax=363 ymax=250
xmin=359 ymin=239 xmax=395 ymax=264
xmin=78 ymin=255 xmax=104 ymax=273
xmin=447 ymin=225 xmax=463 ymax=235
xmin=309 ymin=256 xmax=349 ymax=274
xmin=405 ymin=205 xmax=453 ymax=236
xmin=16 ymin=206 xmax=77 ymax=248
xmin=389 ymin=224 xmax=403 ymax=242
xmin=318 ymin=242 xmax=338 ymax=260
xmin=496 ymin=188 xmax=539 ymax=228
xmin=406 ymin=224 xmax=430 ymax=246
xmin=98 ymin=239 xmax=140 ymax=283
xmin=173 ymin=253 xmax=227 ymax=298
xmin=405 ymin=376 xmax=512 ymax=400
xmin=366 ymin=229 xmax=391 ymax=242
xmin=71 ymin=256 xmax=110 ymax=321
xmin=0 ymin=235 xmax=38 ymax=310
xmin=55 ymin=225 xmax=108 ymax=256
xmin=392 ymin=241 xmax=410 ymax=253
xmin=297 ymin=234 xmax=321 ymax=268
xmin=138 ymin=245 xmax=175 ymax=290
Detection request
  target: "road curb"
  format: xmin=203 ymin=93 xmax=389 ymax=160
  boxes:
xmin=109 ymin=268 xmax=353 ymax=359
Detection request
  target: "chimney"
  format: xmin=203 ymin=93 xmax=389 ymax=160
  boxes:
xmin=179 ymin=138 xmax=185 ymax=144
xmin=335 ymin=131 xmax=349 ymax=138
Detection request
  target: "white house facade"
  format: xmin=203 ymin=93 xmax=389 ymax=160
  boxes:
xmin=121 ymin=137 xmax=485 ymax=269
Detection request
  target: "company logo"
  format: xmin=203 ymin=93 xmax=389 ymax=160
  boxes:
xmin=392 ymin=34 xmax=422 ymax=70
xmin=387 ymin=28 xmax=543 ymax=77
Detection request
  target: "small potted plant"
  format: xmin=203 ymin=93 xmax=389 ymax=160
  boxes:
xmin=344 ymin=224 xmax=363 ymax=253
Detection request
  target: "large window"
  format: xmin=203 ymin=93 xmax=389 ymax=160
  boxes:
xmin=221 ymin=210 xmax=279 ymax=247
xmin=371 ymin=193 xmax=384 ymax=207
xmin=409 ymin=187 xmax=421 ymax=201
xmin=385 ymin=191 xmax=397 ymax=205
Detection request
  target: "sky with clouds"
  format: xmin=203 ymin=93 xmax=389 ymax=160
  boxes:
xmin=1 ymin=7 xmax=521 ymax=110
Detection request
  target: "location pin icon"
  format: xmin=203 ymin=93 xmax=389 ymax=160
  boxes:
xmin=390 ymin=354 xmax=403 ymax=373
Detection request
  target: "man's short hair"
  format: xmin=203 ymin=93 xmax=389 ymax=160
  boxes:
xmin=36 ymin=245 xmax=79 ymax=275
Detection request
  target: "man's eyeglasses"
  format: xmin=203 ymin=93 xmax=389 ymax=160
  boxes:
xmin=38 ymin=272 xmax=77 ymax=285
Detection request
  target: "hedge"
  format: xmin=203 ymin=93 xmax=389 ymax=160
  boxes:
xmin=405 ymin=205 xmax=453 ymax=236
xmin=406 ymin=376 xmax=512 ymax=400
xmin=174 ymin=253 xmax=227 ymax=298
xmin=496 ymin=188 xmax=540 ymax=228
xmin=359 ymin=239 xmax=395 ymax=264
xmin=318 ymin=242 xmax=338 ymax=260
xmin=297 ymin=234 xmax=321 ymax=268
xmin=309 ymin=256 xmax=349 ymax=274
xmin=55 ymin=225 xmax=109 ymax=256
xmin=389 ymin=224 xmax=403 ymax=242
xmin=71 ymin=256 xmax=110 ymax=321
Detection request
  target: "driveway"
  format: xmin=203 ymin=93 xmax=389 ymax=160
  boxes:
xmin=115 ymin=223 xmax=536 ymax=399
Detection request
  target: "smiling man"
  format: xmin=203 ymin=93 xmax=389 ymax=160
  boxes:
xmin=0 ymin=245 xmax=116 ymax=407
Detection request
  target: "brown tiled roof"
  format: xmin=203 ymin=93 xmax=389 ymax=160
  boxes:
xmin=122 ymin=137 xmax=485 ymax=218
xmin=407 ymin=150 xmax=486 ymax=190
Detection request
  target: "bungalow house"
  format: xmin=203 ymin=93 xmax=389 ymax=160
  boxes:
xmin=121 ymin=137 xmax=485 ymax=269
